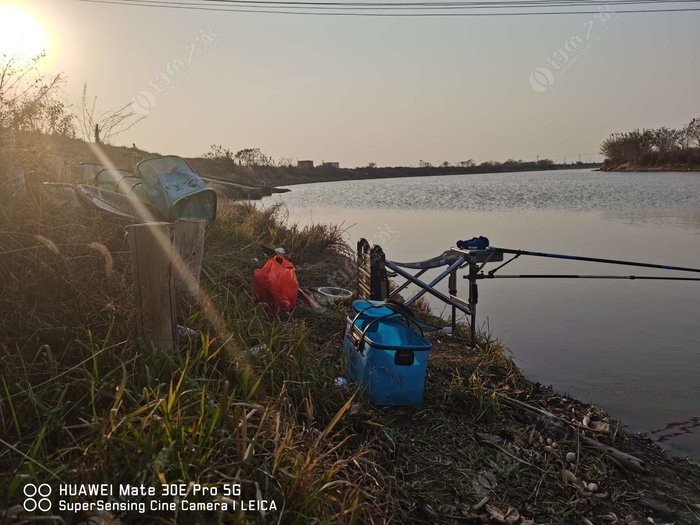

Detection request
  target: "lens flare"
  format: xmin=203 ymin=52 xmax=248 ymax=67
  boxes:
xmin=0 ymin=5 xmax=48 ymax=59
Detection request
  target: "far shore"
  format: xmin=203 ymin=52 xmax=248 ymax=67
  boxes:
xmin=600 ymin=163 xmax=700 ymax=172
xmin=189 ymin=160 xmax=602 ymax=189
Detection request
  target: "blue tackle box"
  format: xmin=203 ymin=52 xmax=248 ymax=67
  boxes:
xmin=343 ymin=300 xmax=432 ymax=406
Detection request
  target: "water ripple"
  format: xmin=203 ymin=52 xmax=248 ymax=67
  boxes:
xmin=274 ymin=169 xmax=700 ymax=212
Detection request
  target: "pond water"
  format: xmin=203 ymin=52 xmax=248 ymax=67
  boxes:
xmin=263 ymin=169 xmax=700 ymax=457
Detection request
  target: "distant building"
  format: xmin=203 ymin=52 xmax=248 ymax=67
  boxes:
xmin=297 ymin=160 xmax=314 ymax=169
xmin=321 ymin=162 xmax=340 ymax=169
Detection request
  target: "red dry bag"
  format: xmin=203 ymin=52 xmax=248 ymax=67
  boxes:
xmin=253 ymin=255 xmax=299 ymax=312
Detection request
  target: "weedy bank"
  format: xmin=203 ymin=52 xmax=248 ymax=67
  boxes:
xmin=1 ymin=180 xmax=699 ymax=525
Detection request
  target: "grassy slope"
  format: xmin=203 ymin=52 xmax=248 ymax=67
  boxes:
xmin=1 ymin=138 xmax=699 ymax=524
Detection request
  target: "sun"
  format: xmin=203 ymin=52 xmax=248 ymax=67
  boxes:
xmin=0 ymin=5 xmax=48 ymax=59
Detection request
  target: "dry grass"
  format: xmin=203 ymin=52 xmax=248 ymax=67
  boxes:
xmin=1 ymin=142 xmax=699 ymax=524
xmin=0 ymin=192 xmax=134 ymax=347
xmin=0 ymin=192 xmax=390 ymax=523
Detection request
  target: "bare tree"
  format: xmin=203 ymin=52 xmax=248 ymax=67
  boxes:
xmin=600 ymin=119 xmax=700 ymax=166
xmin=203 ymin=144 xmax=235 ymax=163
xmin=686 ymin=118 xmax=700 ymax=148
xmin=234 ymin=148 xmax=272 ymax=167
xmin=0 ymin=52 xmax=74 ymax=136
xmin=77 ymin=83 xmax=144 ymax=144
xmin=651 ymin=127 xmax=683 ymax=153
xmin=600 ymin=129 xmax=654 ymax=163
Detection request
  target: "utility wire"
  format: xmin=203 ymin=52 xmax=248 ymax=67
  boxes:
xmin=107 ymin=0 xmax=700 ymax=6
xmin=99 ymin=0 xmax=700 ymax=9
xmin=79 ymin=0 xmax=700 ymax=15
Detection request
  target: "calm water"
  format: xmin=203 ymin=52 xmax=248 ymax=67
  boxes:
xmin=264 ymin=169 xmax=700 ymax=457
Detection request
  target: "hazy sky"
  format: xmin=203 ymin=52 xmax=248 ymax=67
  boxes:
xmin=9 ymin=0 xmax=700 ymax=166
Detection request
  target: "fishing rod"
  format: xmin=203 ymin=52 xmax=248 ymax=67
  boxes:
xmin=451 ymin=240 xmax=700 ymax=346
xmin=487 ymin=246 xmax=700 ymax=274
xmin=362 ymin=236 xmax=700 ymax=348
xmin=482 ymin=274 xmax=700 ymax=281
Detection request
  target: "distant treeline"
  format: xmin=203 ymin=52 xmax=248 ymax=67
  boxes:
xmin=188 ymin=146 xmax=600 ymax=186
xmin=601 ymin=118 xmax=700 ymax=171
xmin=201 ymin=144 xmax=581 ymax=171
xmin=195 ymin=145 xmax=598 ymax=187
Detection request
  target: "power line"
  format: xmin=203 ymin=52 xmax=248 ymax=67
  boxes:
xmin=112 ymin=0 xmax=700 ymax=10
xmin=79 ymin=0 xmax=700 ymax=15
xmin=107 ymin=0 xmax=700 ymax=6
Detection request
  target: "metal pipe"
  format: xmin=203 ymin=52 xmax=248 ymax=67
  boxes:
xmin=389 ymin=252 xmax=461 ymax=270
xmin=385 ymin=259 xmax=471 ymax=315
xmin=488 ymin=247 xmax=700 ymax=274
xmin=468 ymin=260 xmax=478 ymax=346
xmin=387 ymin=255 xmax=466 ymax=306
xmin=389 ymin=267 xmax=428 ymax=297
xmin=449 ymin=269 xmax=457 ymax=333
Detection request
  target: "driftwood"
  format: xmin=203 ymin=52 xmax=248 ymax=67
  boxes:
xmin=494 ymin=392 xmax=568 ymax=432
xmin=580 ymin=435 xmax=647 ymax=473
xmin=494 ymin=392 xmax=648 ymax=474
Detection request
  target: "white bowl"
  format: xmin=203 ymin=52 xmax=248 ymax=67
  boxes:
xmin=315 ymin=287 xmax=353 ymax=304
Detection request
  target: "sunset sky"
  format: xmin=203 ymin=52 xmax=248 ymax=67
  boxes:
xmin=5 ymin=0 xmax=700 ymax=166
